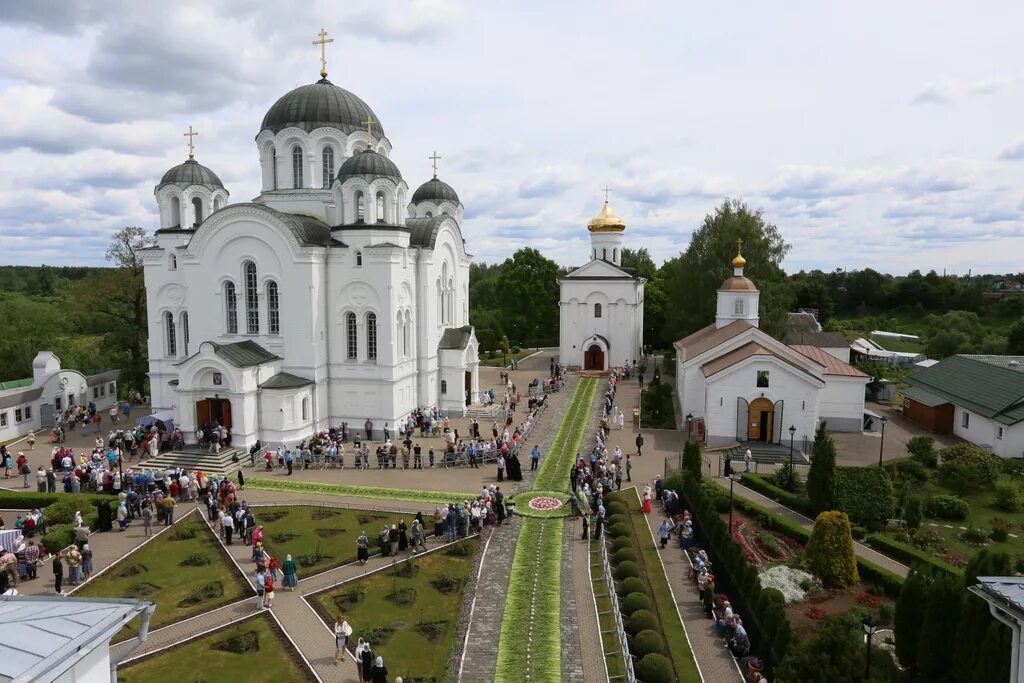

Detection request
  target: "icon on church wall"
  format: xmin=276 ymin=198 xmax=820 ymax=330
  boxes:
xmin=213 ymin=372 xmax=222 ymax=386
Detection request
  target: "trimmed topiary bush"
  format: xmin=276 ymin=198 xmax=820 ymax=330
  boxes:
xmin=607 ymin=523 xmax=630 ymax=538
xmin=805 ymin=510 xmax=859 ymax=588
xmin=607 ymin=514 xmax=628 ymax=529
xmin=612 ymin=536 xmax=633 ymax=552
xmin=618 ymin=577 xmax=646 ymax=597
xmin=615 ymin=560 xmax=640 ymax=581
xmin=926 ymin=494 xmax=970 ymax=521
xmin=635 ymin=652 xmax=673 ymax=683
xmin=626 ymin=609 xmax=659 ymax=636
xmin=612 ymin=548 xmax=637 ymax=565
xmin=632 ymin=629 xmax=667 ymax=658
xmin=621 ymin=591 xmax=651 ymax=616
xmin=42 ymin=523 xmax=74 ymax=555
xmin=606 ymin=501 xmax=627 ymax=517
xmin=832 ymin=466 xmax=894 ymax=528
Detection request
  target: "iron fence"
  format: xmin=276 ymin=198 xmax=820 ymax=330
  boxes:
xmin=598 ymin=536 xmax=637 ymax=682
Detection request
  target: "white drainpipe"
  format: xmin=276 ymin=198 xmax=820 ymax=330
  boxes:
xmin=109 ymin=602 xmax=156 ymax=679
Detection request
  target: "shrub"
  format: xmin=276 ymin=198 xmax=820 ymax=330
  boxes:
xmin=626 ymin=609 xmax=659 ymax=636
xmin=42 ymin=523 xmax=74 ymax=554
xmin=615 ymin=561 xmax=640 ymax=581
xmin=740 ymin=474 xmax=814 ymax=516
xmin=939 ymin=445 xmax=1001 ymax=494
xmin=807 ymin=422 xmax=837 ymax=513
xmin=990 ymin=519 xmax=1010 ymax=543
xmin=904 ymin=497 xmax=923 ymax=531
xmin=907 ymin=435 xmax=937 ymax=467
xmin=896 ymin=459 xmax=928 ymax=482
xmin=612 ymin=536 xmax=633 ymax=552
xmin=607 ymin=523 xmax=630 ymax=538
xmin=995 ymin=481 xmax=1021 ymax=512
xmin=621 ymin=592 xmax=651 ymax=616
xmin=805 ymin=511 xmax=859 ymax=588
xmin=925 ymin=494 xmax=970 ymax=521
xmin=682 ymin=439 xmax=702 ymax=481
xmin=612 ymin=548 xmax=637 ymax=565
xmin=832 ymin=467 xmax=894 ymax=528
xmin=632 ymin=629 xmax=667 ymax=658
xmin=635 ymin=653 xmax=673 ymax=683
xmin=606 ymin=514 xmax=628 ymax=529
xmin=618 ymin=577 xmax=646 ymax=597
xmin=851 ymin=525 xmax=868 ymax=540
xmin=606 ymin=501 xmax=627 ymax=517
xmin=773 ymin=463 xmax=802 ymax=492
xmin=43 ymin=498 xmax=85 ymax=526
xmin=511 ymin=345 xmax=521 ymax=354
xmin=961 ymin=527 xmax=990 ymax=545
xmin=866 ymin=535 xmax=961 ymax=577
xmin=758 ymin=531 xmax=783 ymax=557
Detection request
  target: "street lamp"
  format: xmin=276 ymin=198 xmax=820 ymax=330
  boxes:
xmin=862 ymin=614 xmax=877 ymax=680
xmin=728 ymin=474 xmax=736 ymax=530
xmin=878 ymin=416 xmax=888 ymax=467
xmin=788 ymin=425 xmax=796 ymax=491
xmin=686 ymin=413 xmax=693 ymax=441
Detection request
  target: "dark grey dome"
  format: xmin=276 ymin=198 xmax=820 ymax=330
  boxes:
xmin=157 ymin=159 xmax=224 ymax=190
xmin=260 ymin=78 xmax=385 ymax=137
xmin=336 ymin=149 xmax=402 ymax=181
xmin=411 ymin=177 xmax=459 ymax=204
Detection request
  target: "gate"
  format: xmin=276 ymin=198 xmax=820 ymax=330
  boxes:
xmin=735 ymin=397 xmax=749 ymax=442
xmin=772 ymin=400 xmax=784 ymax=444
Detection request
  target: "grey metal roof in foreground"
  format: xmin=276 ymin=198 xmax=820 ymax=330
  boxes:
xmin=259 ymin=372 xmax=314 ymax=390
xmin=212 ymin=340 xmax=282 ymax=368
xmin=0 ymin=596 xmax=151 ymax=683
xmin=439 ymin=326 xmax=474 ymax=350
xmin=975 ymin=576 xmax=1024 ymax=621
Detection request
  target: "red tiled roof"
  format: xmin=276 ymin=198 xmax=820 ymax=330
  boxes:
xmin=790 ymin=345 xmax=868 ymax=378
xmin=676 ymin=320 xmax=752 ymax=359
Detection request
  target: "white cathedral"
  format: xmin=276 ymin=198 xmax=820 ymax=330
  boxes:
xmin=142 ymin=46 xmax=479 ymax=448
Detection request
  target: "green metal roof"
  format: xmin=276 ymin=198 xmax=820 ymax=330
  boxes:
xmin=259 ymin=372 xmax=314 ymax=390
xmin=0 ymin=378 xmax=32 ymax=391
xmin=212 ymin=340 xmax=281 ymax=368
xmin=906 ymin=355 xmax=1024 ymax=425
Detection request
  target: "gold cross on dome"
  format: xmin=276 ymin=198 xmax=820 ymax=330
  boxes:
xmin=429 ymin=150 xmax=442 ymax=177
xmin=602 ymin=185 xmax=612 ymax=203
xmin=183 ymin=125 xmax=198 ymax=159
xmin=313 ymin=28 xmax=334 ymax=78
xmin=362 ymin=115 xmax=377 ymax=149
xmin=736 ymin=237 xmax=744 ymax=255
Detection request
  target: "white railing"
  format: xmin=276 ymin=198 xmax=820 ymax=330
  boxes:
xmin=599 ymin=535 xmax=637 ymax=682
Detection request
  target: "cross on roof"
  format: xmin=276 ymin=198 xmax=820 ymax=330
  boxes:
xmin=361 ymin=116 xmax=377 ymax=149
xmin=429 ymin=150 xmax=442 ymax=178
xmin=736 ymin=237 xmax=744 ymax=255
xmin=184 ymin=125 xmax=198 ymax=160
xmin=313 ymin=28 xmax=334 ymax=79
xmin=602 ymin=185 xmax=612 ymax=203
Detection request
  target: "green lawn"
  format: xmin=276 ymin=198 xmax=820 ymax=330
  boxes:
xmin=78 ymin=512 xmax=250 ymax=640
xmin=479 ymin=348 xmax=538 ymax=367
xmin=117 ymin=612 xmax=315 ymax=683
xmin=311 ymin=539 xmax=479 ymax=682
xmin=253 ymin=505 xmax=407 ymax=576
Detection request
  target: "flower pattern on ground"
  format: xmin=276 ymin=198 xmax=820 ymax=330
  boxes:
xmin=528 ymin=496 xmax=563 ymax=511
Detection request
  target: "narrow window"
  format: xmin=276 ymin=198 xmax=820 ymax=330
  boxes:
xmin=109 ymin=382 xmax=115 ymax=394
xmin=225 ymin=282 xmax=238 ymax=333
xmin=301 ymin=397 xmax=309 ymax=421
xmin=355 ymin=251 xmax=363 ymax=267
xmin=962 ymin=411 xmax=970 ymax=428
xmin=54 ymin=395 xmax=62 ymax=411
xmin=244 ymin=261 xmax=259 ymax=333
xmin=734 ymin=298 xmax=744 ymax=316
xmin=170 ymin=196 xmax=181 ymax=226
xmin=594 ymin=303 xmax=602 ymax=318
xmin=170 ymin=254 xmax=177 ymax=270
xmin=15 ymin=408 xmax=22 ymax=423
xmin=346 ymin=312 xmax=358 ymax=359
xmin=322 ymin=146 xmax=334 ymax=188
xmin=397 ymin=312 xmax=404 ymax=357
xmin=192 ymin=196 xmax=203 ymax=225
xmin=448 ymin=278 xmax=455 ymax=324
xmin=270 ymin=146 xmax=278 ymax=190
xmin=756 ymin=370 xmax=770 ymax=388
xmin=602 ymin=248 xmax=607 ymax=260
xmin=0 ymin=412 xmax=7 ymax=427
xmin=182 ymin=311 xmax=190 ymax=355
xmin=367 ymin=312 xmax=378 ymax=361
xmin=165 ymin=311 xmax=176 ymax=357
xmin=355 ymin=191 xmax=365 ymax=222
xmin=376 ymin=192 xmax=385 ymax=222
xmin=404 ymin=310 xmax=411 ymax=356
xmin=613 ymin=248 xmax=617 ymax=262
xmin=292 ymin=145 xmax=303 ymax=188
xmin=267 ymin=281 xmax=280 ymax=334
xmin=998 ymin=426 xmax=1004 ymax=440
xmin=441 ymin=380 xmax=447 ymax=395
xmin=24 ymin=405 xmax=31 ymax=420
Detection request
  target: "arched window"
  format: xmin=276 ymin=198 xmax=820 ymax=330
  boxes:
xmin=404 ymin=310 xmax=411 ymax=356
xmin=270 ymin=146 xmax=278 ymax=190
xmin=191 ymin=196 xmax=203 ymax=225
xmin=594 ymin=303 xmax=602 ymax=318
xmin=214 ymin=197 xmax=223 ymax=212
xmin=425 ymin=210 xmax=433 ymax=218
xmin=267 ymin=281 xmax=280 ymax=334
xmin=164 ymin=311 xmax=176 ymax=357
xmin=396 ymin=312 xmax=404 ymax=358
xmin=441 ymin=380 xmax=447 ymax=395
xmin=376 ymin=192 xmax=385 ymax=222
xmin=322 ymin=146 xmax=334 ymax=188
xmin=301 ymin=397 xmax=309 ymax=421
xmin=366 ymin=312 xmax=378 ymax=361
xmin=169 ymin=254 xmax=177 ymax=270
xmin=244 ymin=261 xmax=259 ymax=333
xmin=436 ymin=279 xmax=443 ymax=325
xmin=448 ymin=278 xmax=455 ymax=325
xmin=170 ymin=196 xmax=181 ymax=226
xmin=613 ymin=248 xmax=617 ymax=262
xmin=224 ymin=282 xmax=238 ymax=333
xmin=346 ymin=312 xmax=358 ymax=359
xmin=602 ymin=248 xmax=607 ymax=260
xmin=355 ymin=191 xmax=365 ymax=222
xmin=734 ymin=298 xmax=744 ymax=316
xmin=355 ymin=251 xmax=363 ymax=267
xmin=292 ymin=145 xmax=303 ymax=189
xmin=181 ymin=311 xmax=190 ymax=356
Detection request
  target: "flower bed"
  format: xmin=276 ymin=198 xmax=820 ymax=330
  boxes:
xmin=730 ymin=518 xmax=802 ymax=567
xmin=245 ymin=478 xmax=474 ymax=504
xmin=516 ymin=491 xmax=572 ymax=519
xmin=758 ymin=566 xmax=820 ymax=605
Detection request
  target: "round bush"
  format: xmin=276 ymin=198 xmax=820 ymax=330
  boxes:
xmin=926 ymin=494 xmax=971 ymax=521
xmin=612 ymin=537 xmax=633 ymax=552
xmin=606 ymin=501 xmax=627 ymax=516
xmin=621 ymin=591 xmax=651 ymax=616
xmin=618 ymin=577 xmax=646 ymax=597
xmin=615 ymin=560 xmax=640 ymax=581
xmin=635 ymin=653 xmax=673 ymax=683
xmin=607 ymin=523 xmax=631 ymax=538
xmin=632 ymin=629 xmax=667 ymax=658
xmin=626 ymin=609 xmax=659 ymax=636
xmin=607 ymin=514 xmax=628 ymax=528
xmin=612 ymin=548 xmax=637 ymax=565
xmin=42 ymin=523 xmax=74 ymax=554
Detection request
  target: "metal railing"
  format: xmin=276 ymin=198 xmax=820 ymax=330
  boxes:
xmin=597 ymin=536 xmax=637 ymax=682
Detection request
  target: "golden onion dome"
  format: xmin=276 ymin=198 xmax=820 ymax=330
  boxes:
xmin=587 ymin=200 xmax=625 ymax=232
xmin=732 ymin=253 xmax=746 ymax=268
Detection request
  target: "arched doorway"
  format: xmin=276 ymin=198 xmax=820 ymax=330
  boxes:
xmin=747 ymin=397 xmax=774 ymax=441
xmin=584 ymin=344 xmax=605 ymax=371
xmin=196 ymin=398 xmax=232 ymax=431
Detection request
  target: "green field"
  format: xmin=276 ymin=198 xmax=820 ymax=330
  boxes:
xmin=479 ymin=347 xmax=538 ymax=367
xmin=311 ymin=540 xmax=479 ymax=682
xmin=77 ymin=512 xmax=250 ymax=640
xmin=117 ymin=612 xmax=315 ymax=683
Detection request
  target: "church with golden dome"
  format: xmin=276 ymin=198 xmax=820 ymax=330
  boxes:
xmin=557 ymin=197 xmax=646 ymax=371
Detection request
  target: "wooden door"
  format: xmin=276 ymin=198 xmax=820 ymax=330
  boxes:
xmin=196 ymin=399 xmax=211 ymax=428
xmin=465 ymin=372 xmax=472 ymax=406
xmin=221 ymin=400 xmax=232 ymax=430
xmin=584 ymin=345 xmax=605 ymax=371
xmin=747 ymin=397 xmax=774 ymax=441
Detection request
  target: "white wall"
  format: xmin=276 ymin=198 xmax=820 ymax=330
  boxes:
xmin=953 ymin=405 xmax=1024 ymax=458
xmin=52 ymin=638 xmax=111 ymax=682
xmin=559 ymin=272 xmax=643 ymax=368
xmin=817 ymin=376 xmax=867 ymax=432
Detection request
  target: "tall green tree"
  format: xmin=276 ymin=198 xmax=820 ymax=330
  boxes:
xmin=894 ymin=570 xmax=929 ymax=672
xmin=662 ymin=199 xmax=792 ymax=340
xmin=917 ymin=571 xmax=962 ymax=678
xmin=806 ymin=422 xmax=837 ymax=513
xmin=492 ymin=247 xmax=562 ymax=345
xmin=620 ymin=247 xmax=657 ymax=280
xmin=954 ymin=550 xmax=1012 ymax=683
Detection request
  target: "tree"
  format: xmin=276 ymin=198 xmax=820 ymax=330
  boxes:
xmin=906 ymin=434 xmax=937 ymax=467
xmin=938 ymin=444 xmax=1000 ymax=494
xmin=804 ymin=511 xmax=858 ymax=588
xmin=776 ymin=613 xmax=897 ymax=682
xmin=620 ymin=247 xmax=657 ymax=280
xmin=953 ymin=550 xmax=1013 ymax=683
xmin=682 ymin=440 xmax=702 ymax=481
xmin=1009 ymin=319 xmax=1024 ymax=355
xmin=662 ymin=199 xmax=792 ymax=340
xmin=894 ymin=570 xmax=929 ymax=672
xmin=489 ymin=248 xmax=562 ymax=345
xmin=806 ymin=422 xmax=837 ymax=513
xmin=917 ymin=571 xmax=962 ymax=678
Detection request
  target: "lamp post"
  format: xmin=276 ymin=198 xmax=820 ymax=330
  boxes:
xmin=788 ymin=425 xmax=796 ymax=491
xmin=728 ymin=474 xmax=736 ymax=529
xmin=878 ymin=416 xmax=888 ymax=467
xmin=686 ymin=413 xmax=693 ymax=441
xmin=862 ymin=614 xmax=877 ymax=680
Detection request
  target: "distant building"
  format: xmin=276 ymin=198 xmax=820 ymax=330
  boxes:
xmin=784 ymin=311 xmax=852 ymax=362
xmin=0 ymin=352 xmax=119 ymax=444
xmin=903 ymin=354 xmax=1024 ymax=458
xmin=850 ymin=338 xmax=924 ymax=368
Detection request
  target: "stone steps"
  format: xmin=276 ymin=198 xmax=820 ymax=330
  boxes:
xmin=143 ymin=447 xmax=245 ymax=475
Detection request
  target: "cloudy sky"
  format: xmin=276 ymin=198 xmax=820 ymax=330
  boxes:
xmin=0 ymin=0 xmax=1021 ymax=275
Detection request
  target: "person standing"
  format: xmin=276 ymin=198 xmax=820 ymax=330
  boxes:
xmin=356 ymin=531 xmax=369 ymax=565
xmin=360 ymin=642 xmax=374 ymax=683
xmin=81 ymin=543 xmax=93 ymax=581
xmin=263 ymin=571 xmax=275 ymax=609
xmin=388 ymin=525 xmax=399 ymax=562
xmin=254 ymin=566 xmax=266 ymax=610
xmin=65 ymin=546 xmax=82 ymax=586
xmin=36 ymin=466 xmax=46 ymax=492
xmin=658 ymin=519 xmax=673 ymax=548
xmin=364 ymin=419 xmax=374 ymax=442
xmin=223 ymin=508 xmax=235 ymax=545
xmin=581 ymin=514 xmax=589 ymax=540
xmin=334 ymin=614 xmax=353 ymax=665
xmin=496 ymin=454 xmax=505 ymax=482
xmin=530 ymin=445 xmax=541 ymax=471
xmin=410 ymin=519 xmax=426 ymax=554
xmin=282 ymin=554 xmax=298 ymax=591
xmin=162 ymin=495 xmax=176 ymax=526
xmin=370 ymin=656 xmax=388 ymax=683
xmin=642 ymin=484 xmax=653 ymax=514
xmin=635 ymin=433 xmax=644 ymax=457
xmin=285 ymin=449 xmax=294 ymax=476
xmin=594 ymin=507 xmax=604 ymax=540
xmin=615 ymin=466 xmax=623 ymax=491
xmin=744 ymin=448 xmax=752 ymax=473
xmin=142 ymin=503 xmax=153 ymax=537
xmin=52 ymin=551 xmax=64 ymax=594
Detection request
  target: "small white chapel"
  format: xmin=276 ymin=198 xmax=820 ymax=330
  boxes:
xmin=558 ymin=198 xmax=646 ymax=371
xmin=141 ymin=31 xmax=479 ymax=448
xmin=674 ymin=244 xmax=868 ymax=449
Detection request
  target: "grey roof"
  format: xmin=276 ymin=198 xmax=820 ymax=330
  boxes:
xmin=787 ymin=311 xmax=822 ymax=334
xmin=223 ymin=204 xmax=333 ymax=247
xmin=259 ymin=372 xmax=314 ymax=390
xmin=157 ymin=158 xmax=225 ymax=191
xmin=336 ymin=149 xmax=402 ymax=181
xmin=783 ymin=331 xmax=850 ymax=348
xmin=439 ymin=326 xmax=474 ymax=350
xmin=0 ymin=386 xmax=43 ymax=411
xmin=976 ymin=576 xmax=1024 ymax=621
xmin=85 ymin=369 xmax=120 ymax=387
xmin=0 ymin=596 xmax=151 ymax=683
xmin=260 ymin=78 xmax=385 ymax=137
xmin=412 ymin=176 xmax=459 ymax=204
xmin=211 ymin=340 xmax=281 ymax=368
xmin=407 ymin=215 xmax=448 ymax=248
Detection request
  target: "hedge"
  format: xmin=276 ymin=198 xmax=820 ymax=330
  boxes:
xmin=42 ymin=523 xmax=75 ymax=554
xmin=739 ymin=474 xmax=815 ymax=516
xmin=622 ymin=592 xmax=651 ymax=615
xmin=618 ymin=576 xmax=646 ymax=597
xmin=832 ymin=466 xmax=894 ymax=527
xmin=613 ymin=548 xmax=637 ymax=565
xmin=857 ymin=558 xmax=906 ymax=598
xmin=866 ymin=534 xmax=962 ymax=578
xmin=633 ymin=629 xmax=667 ymax=658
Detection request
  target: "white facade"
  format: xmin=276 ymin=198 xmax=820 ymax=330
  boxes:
xmin=954 ymin=405 xmax=1024 ymax=459
xmin=142 ymin=73 xmax=479 ymax=448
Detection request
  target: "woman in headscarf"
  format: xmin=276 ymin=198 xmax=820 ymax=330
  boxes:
xmin=388 ymin=525 xmax=399 ymax=559
xmin=642 ymin=483 xmax=653 ymax=514
xmin=397 ymin=519 xmax=408 ymax=552
xmin=360 ymin=641 xmax=374 ymax=683
xmin=379 ymin=526 xmax=389 ymax=557
xmin=370 ymin=656 xmax=388 ymax=683
xmin=356 ymin=530 xmax=369 ymax=565
xmin=282 ymin=554 xmax=298 ymax=591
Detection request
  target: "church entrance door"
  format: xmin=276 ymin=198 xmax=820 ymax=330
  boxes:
xmin=196 ymin=398 xmax=232 ymax=430
xmin=747 ymin=397 xmax=774 ymax=442
xmin=584 ymin=345 xmax=605 ymax=371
